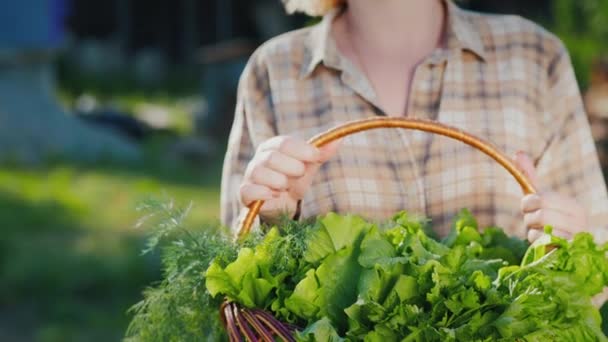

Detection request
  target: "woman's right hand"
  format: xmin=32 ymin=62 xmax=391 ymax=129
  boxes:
xmin=240 ymin=135 xmax=341 ymax=223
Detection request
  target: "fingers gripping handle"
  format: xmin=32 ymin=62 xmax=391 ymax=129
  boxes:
xmin=238 ymin=117 xmax=536 ymax=238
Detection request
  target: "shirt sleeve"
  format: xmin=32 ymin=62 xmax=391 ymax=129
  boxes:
xmin=535 ymin=42 xmax=608 ymax=243
xmin=220 ymin=52 xmax=277 ymax=233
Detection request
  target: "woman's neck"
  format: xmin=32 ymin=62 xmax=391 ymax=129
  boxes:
xmin=342 ymin=0 xmax=446 ymax=61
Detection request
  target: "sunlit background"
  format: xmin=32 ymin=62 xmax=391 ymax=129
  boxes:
xmin=0 ymin=0 xmax=606 ymax=340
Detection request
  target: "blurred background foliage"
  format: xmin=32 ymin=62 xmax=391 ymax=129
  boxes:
xmin=548 ymin=0 xmax=607 ymax=88
xmin=0 ymin=0 xmax=606 ymax=341
xmin=462 ymin=0 xmax=608 ymax=89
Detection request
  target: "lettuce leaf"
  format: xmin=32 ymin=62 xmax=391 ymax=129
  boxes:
xmin=204 ymin=211 xmax=608 ymax=341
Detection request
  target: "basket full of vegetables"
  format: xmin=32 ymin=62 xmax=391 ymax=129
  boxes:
xmin=126 ymin=118 xmax=608 ymax=341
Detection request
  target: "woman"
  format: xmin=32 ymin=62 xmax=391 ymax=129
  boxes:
xmin=221 ymin=0 xmax=607 ymax=303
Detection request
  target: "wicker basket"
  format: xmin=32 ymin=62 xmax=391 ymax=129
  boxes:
xmin=222 ymin=117 xmax=536 ymax=341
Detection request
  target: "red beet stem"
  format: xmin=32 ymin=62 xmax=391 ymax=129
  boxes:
xmin=233 ymin=304 xmax=259 ymax=342
xmin=253 ymin=310 xmax=296 ymax=342
xmin=241 ymin=309 xmax=275 ymax=342
xmin=223 ymin=303 xmax=243 ymax=342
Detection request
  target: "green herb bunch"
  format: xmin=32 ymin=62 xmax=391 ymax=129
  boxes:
xmin=125 ymin=200 xmax=237 ymax=341
xmin=126 ymin=203 xmax=608 ymax=341
xmin=125 ymin=201 xmax=314 ymax=341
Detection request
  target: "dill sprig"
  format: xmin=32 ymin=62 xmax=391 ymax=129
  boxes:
xmin=126 ymin=200 xmax=237 ymax=341
xmin=125 ymin=202 xmax=314 ymax=341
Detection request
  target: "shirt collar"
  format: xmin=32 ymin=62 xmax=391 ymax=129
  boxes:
xmin=300 ymin=0 xmax=487 ymax=79
xmin=301 ymin=8 xmax=342 ymax=78
xmin=446 ymin=0 xmax=487 ymax=61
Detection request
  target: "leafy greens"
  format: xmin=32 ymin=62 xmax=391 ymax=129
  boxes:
xmin=127 ymin=205 xmax=608 ymax=341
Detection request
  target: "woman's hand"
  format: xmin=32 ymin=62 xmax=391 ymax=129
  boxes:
xmin=514 ymin=152 xmax=588 ymax=242
xmin=516 ymin=152 xmax=608 ymax=307
xmin=240 ymin=136 xmax=340 ymax=223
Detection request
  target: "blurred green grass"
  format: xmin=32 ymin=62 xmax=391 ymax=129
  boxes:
xmin=0 ymin=153 xmax=223 ymax=341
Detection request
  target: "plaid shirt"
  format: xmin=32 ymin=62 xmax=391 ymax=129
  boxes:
xmin=221 ymin=0 xmax=608 ymax=240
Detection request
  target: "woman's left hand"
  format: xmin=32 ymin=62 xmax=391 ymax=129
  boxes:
xmin=515 ymin=152 xmax=608 ymax=308
xmin=514 ymin=152 xmax=588 ymax=242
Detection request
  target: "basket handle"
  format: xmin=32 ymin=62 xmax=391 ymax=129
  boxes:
xmin=238 ymin=117 xmax=536 ymax=238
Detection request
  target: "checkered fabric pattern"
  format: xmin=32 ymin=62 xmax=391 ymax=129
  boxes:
xmin=221 ymin=0 xmax=608 ymax=239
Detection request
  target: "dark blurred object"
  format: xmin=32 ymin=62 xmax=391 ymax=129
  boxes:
xmin=0 ymin=0 xmax=140 ymax=164
xmin=196 ymin=39 xmax=256 ymax=141
xmin=72 ymin=93 xmax=185 ymax=142
xmin=461 ymin=0 xmax=551 ymax=20
xmin=66 ymin=0 xmax=260 ymax=64
xmin=168 ymin=136 xmax=219 ymax=164
xmin=198 ymin=38 xmax=257 ymax=65
xmin=585 ymin=59 xmax=608 ymax=172
xmin=194 ymin=0 xmax=305 ymax=142
xmin=77 ymin=110 xmax=150 ymax=141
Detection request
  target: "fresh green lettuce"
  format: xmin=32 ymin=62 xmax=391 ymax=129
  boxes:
xmin=204 ymin=210 xmax=608 ymax=341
